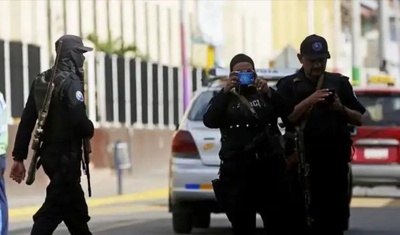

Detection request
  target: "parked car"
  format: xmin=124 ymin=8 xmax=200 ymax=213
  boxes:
xmin=168 ymin=68 xmax=295 ymax=234
xmin=351 ymin=85 xmax=400 ymax=188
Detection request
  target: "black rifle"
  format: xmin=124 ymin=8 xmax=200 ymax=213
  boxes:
xmin=293 ymin=74 xmax=325 ymax=228
xmin=82 ymin=138 xmax=92 ymax=197
xmin=26 ymin=41 xmax=63 ymax=185
xmin=295 ymin=127 xmax=314 ymax=227
xmin=79 ymin=70 xmax=92 ymax=197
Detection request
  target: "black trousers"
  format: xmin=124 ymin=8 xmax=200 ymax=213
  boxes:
xmin=30 ymin=143 xmax=91 ymax=235
xmin=217 ymin=156 xmax=292 ymax=235
xmin=287 ymin=141 xmax=350 ymax=235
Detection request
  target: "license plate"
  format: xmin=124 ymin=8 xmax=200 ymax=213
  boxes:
xmin=364 ymin=148 xmax=389 ymax=160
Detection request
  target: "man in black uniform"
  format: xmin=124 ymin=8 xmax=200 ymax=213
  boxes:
xmin=9 ymin=35 xmax=94 ymax=235
xmin=276 ymin=34 xmax=366 ymax=235
xmin=204 ymin=54 xmax=294 ymax=235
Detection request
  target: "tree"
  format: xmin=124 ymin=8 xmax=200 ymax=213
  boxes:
xmin=86 ymin=33 xmax=149 ymax=59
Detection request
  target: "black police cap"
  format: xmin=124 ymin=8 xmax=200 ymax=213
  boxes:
xmin=55 ymin=35 xmax=93 ymax=54
xmin=300 ymin=34 xmax=331 ymax=59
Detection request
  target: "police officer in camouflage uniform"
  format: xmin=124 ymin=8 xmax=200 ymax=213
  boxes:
xmin=277 ymin=34 xmax=366 ymax=235
xmin=10 ymin=35 xmax=94 ymax=235
xmin=204 ymin=54 xmax=294 ymax=235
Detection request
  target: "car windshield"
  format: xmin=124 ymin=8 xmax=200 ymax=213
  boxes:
xmin=188 ymin=90 xmax=219 ymax=121
xmin=357 ymin=93 xmax=400 ymax=127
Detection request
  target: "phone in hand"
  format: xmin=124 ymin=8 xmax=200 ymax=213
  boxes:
xmin=236 ymin=72 xmax=255 ymax=86
xmin=325 ymin=88 xmax=336 ymax=103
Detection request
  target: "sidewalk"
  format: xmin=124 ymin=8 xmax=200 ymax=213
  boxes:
xmin=7 ymin=162 xmax=169 ymax=209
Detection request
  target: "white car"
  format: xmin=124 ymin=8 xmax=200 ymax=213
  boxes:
xmin=168 ymin=68 xmax=296 ymax=234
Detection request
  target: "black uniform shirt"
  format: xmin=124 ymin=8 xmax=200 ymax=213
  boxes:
xmin=276 ymin=69 xmax=366 ymax=154
xmin=12 ymin=69 xmax=94 ymax=161
xmin=203 ymin=87 xmax=293 ymax=156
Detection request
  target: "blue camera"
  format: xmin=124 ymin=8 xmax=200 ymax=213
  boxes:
xmin=237 ymin=72 xmax=255 ymax=85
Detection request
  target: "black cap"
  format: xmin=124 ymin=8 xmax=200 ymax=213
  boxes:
xmin=229 ymin=53 xmax=255 ymax=71
xmin=300 ymin=34 xmax=330 ymax=59
xmin=55 ymin=35 xmax=93 ymax=54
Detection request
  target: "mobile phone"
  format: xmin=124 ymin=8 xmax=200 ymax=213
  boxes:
xmin=236 ymin=72 xmax=255 ymax=86
xmin=325 ymin=88 xmax=336 ymax=103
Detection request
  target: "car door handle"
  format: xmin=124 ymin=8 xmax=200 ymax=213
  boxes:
xmin=204 ymin=137 xmax=215 ymax=140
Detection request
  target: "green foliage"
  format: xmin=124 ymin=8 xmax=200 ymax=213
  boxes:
xmin=86 ymin=33 xmax=149 ymax=59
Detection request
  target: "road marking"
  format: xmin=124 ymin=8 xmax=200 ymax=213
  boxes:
xmin=9 ymin=188 xmax=168 ymax=219
xmin=8 ymin=188 xmax=400 ymax=223
xmin=11 ymin=204 xmax=168 ymax=223
xmin=89 ymin=204 xmax=166 ymax=216
xmin=351 ymin=197 xmax=394 ymax=208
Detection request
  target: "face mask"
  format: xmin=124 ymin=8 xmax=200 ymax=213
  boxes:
xmin=69 ymin=49 xmax=85 ymax=69
xmin=77 ymin=67 xmax=85 ymax=80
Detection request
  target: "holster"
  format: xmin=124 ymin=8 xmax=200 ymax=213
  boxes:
xmin=212 ymin=178 xmax=224 ymax=209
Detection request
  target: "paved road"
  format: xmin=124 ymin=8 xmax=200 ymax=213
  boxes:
xmin=10 ymin=197 xmax=400 ymax=235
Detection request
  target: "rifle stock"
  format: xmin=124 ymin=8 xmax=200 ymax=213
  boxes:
xmin=25 ymin=151 xmax=40 ymax=185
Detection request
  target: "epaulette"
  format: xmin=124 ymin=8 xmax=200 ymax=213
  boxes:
xmin=327 ymin=72 xmax=348 ymax=80
xmin=276 ymin=73 xmax=297 ymax=86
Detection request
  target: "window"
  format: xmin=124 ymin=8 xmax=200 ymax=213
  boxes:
xmin=357 ymin=93 xmax=400 ymax=126
xmin=188 ymin=90 xmax=219 ymax=121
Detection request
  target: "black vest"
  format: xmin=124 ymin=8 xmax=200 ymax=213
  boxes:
xmin=33 ymin=70 xmax=73 ymax=143
xmin=219 ymin=91 xmax=283 ymax=160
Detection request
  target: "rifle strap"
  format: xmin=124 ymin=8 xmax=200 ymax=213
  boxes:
xmin=298 ymin=74 xmax=325 ymax=130
xmin=231 ymin=89 xmax=259 ymax=120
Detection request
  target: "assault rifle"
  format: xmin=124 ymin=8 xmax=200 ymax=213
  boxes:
xmin=80 ymin=74 xmax=92 ymax=197
xmin=82 ymin=138 xmax=92 ymax=197
xmin=295 ymin=126 xmax=314 ymax=228
xmin=26 ymin=40 xmax=63 ymax=185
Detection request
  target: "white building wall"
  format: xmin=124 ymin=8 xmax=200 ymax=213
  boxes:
xmin=0 ymin=0 xmax=273 ymax=68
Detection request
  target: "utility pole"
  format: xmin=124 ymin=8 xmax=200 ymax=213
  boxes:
xmin=179 ymin=0 xmax=190 ymax=111
xmin=351 ymin=0 xmax=361 ymax=86
xmin=378 ymin=0 xmax=390 ymax=74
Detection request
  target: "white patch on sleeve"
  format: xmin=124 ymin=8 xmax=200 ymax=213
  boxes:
xmin=75 ymin=91 xmax=84 ymax=102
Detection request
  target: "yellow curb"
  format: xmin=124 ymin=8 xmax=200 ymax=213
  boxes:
xmin=351 ymin=197 xmax=394 ymax=208
xmin=9 ymin=188 xmax=168 ymax=218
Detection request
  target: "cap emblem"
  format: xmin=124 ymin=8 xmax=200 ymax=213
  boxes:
xmin=312 ymin=42 xmax=323 ymax=52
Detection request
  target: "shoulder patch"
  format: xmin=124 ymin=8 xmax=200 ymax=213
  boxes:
xmin=75 ymin=91 xmax=84 ymax=102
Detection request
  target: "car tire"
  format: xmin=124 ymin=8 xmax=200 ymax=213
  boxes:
xmin=173 ymin=212 xmax=193 ymax=234
xmin=193 ymin=212 xmax=211 ymax=228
